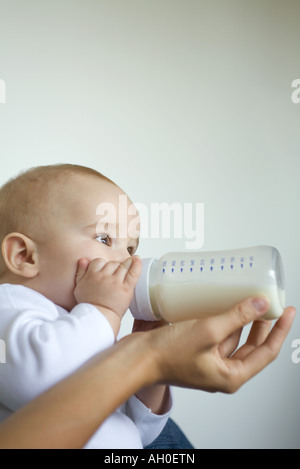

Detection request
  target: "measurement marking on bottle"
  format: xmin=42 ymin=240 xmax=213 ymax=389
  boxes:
xmin=161 ymin=257 xmax=254 ymax=275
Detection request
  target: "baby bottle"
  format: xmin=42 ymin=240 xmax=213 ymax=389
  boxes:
xmin=129 ymin=246 xmax=286 ymax=322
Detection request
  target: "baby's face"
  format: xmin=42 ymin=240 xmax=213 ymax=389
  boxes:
xmin=36 ymin=175 xmax=140 ymax=310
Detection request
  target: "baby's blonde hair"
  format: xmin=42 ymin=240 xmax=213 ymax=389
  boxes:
xmin=0 ymin=164 xmax=115 ymax=273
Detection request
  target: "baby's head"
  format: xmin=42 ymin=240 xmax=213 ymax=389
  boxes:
xmin=0 ymin=164 xmax=140 ymax=310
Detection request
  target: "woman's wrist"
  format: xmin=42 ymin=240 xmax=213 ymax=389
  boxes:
xmin=117 ymin=331 xmax=163 ymax=389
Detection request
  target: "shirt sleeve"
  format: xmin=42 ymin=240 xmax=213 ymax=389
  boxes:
xmin=0 ymin=286 xmax=115 ymax=411
xmin=123 ymin=388 xmax=174 ymax=447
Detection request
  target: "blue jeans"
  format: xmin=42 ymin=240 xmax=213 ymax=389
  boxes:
xmin=144 ymin=418 xmax=194 ymax=449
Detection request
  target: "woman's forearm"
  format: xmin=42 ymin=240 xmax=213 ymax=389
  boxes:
xmin=0 ymin=300 xmax=295 ymax=449
xmin=0 ymin=333 xmax=157 ymax=449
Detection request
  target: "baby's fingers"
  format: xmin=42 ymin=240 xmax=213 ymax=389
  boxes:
xmin=123 ymin=256 xmax=142 ymax=288
xmin=75 ymin=258 xmax=90 ymax=285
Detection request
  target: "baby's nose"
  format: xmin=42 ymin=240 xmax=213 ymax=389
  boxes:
xmin=111 ymin=249 xmax=131 ymax=264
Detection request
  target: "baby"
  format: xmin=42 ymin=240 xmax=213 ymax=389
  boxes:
xmin=0 ymin=164 xmax=172 ymax=449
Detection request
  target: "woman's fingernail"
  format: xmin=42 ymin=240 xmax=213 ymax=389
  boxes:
xmin=252 ymin=298 xmax=268 ymax=313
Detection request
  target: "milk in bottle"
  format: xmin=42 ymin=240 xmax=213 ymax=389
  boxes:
xmin=129 ymin=246 xmax=285 ymax=322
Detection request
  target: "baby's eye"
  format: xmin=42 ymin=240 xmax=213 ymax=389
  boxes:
xmin=95 ymin=234 xmax=111 ymax=246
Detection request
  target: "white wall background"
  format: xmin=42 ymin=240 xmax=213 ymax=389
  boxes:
xmin=0 ymin=0 xmax=299 ymax=449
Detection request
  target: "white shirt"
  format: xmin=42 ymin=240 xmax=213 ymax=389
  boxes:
xmin=0 ymin=284 xmax=172 ymax=448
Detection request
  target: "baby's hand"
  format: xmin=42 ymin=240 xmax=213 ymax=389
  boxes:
xmin=74 ymin=256 xmax=142 ymax=336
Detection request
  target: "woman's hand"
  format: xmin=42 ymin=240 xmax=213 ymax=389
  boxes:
xmin=142 ymin=297 xmax=296 ymax=393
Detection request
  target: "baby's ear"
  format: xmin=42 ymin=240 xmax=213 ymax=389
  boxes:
xmin=1 ymin=232 xmax=39 ymax=278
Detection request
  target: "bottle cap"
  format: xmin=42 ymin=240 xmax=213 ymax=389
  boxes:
xmin=129 ymin=258 xmax=157 ymax=321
